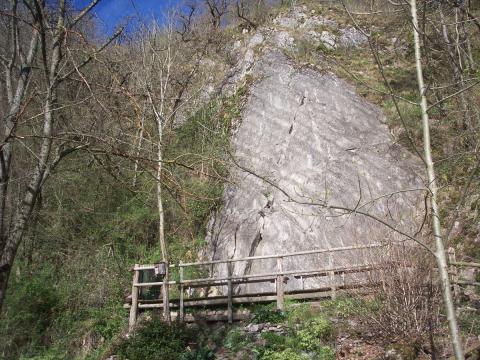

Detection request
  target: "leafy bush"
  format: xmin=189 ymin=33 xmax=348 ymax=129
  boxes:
xmin=0 ymin=266 xmax=60 ymax=359
xmin=314 ymin=345 xmax=336 ymax=360
xmin=223 ymin=328 xmax=253 ymax=352
xmin=261 ymin=331 xmax=287 ymax=350
xmin=180 ymin=346 xmax=216 ymax=360
xmin=252 ymin=303 xmax=286 ymax=324
xmin=296 ymin=316 xmax=333 ymax=351
xmin=262 ymin=348 xmax=309 ymax=360
xmin=116 ymin=318 xmax=193 ymax=360
xmin=285 ymin=303 xmax=314 ymax=329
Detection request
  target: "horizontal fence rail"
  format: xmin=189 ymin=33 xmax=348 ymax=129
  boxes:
xmin=448 ymin=247 xmax=480 ymax=303
xmin=133 ymin=243 xmax=385 ymax=271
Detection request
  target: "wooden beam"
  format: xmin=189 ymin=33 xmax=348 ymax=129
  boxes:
xmin=329 ymin=252 xmax=336 ymax=300
xmin=179 ymin=262 xmax=184 ymax=322
xmin=128 ymin=266 xmax=140 ymax=331
xmin=448 ymin=248 xmax=459 ymax=302
xmin=133 ymin=243 xmax=385 ymax=271
xmin=227 ymin=263 xmax=233 ymax=323
xmin=123 ymin=283 xmax=376 ymax=311
xmin=133 ymin=264 xmax=375 ymax=288
xmin=276 ymin=257 xmax=284 ymax=311
xmin=450 ymin=261 xmax=480 ymax=269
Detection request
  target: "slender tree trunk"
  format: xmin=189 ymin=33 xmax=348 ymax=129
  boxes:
xmin=410 ymin=1 xmax=464 ymax=359
xmin=132 ymin=100 xmax=146 ymax=187
xmin=0 ymin=27 xmax=40 ymax=255
xmin=149 ymin=91 xmax=170 ymax=323
xmin=0 ymin=0 xmax=65 ymax=311
xmin=156 ymin=131 xmax=170 ymax=322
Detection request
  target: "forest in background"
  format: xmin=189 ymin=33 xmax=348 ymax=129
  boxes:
xmin=0 ymin=0 xmax=479 ymax=359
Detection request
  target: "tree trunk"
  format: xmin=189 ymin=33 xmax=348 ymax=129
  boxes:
xmin=0 ymin=1 xmax=64 ymax=311
xmin=410 ymin=1 xmax=464 ymax=358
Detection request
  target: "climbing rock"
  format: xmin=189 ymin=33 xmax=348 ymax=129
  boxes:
xmin=204 ymin=47 xmax=424 ymax=294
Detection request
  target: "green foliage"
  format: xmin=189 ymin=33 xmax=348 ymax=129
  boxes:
xmin=223 ymin=328 xmax=253 ymax=352
xmin=0 ymin=266 xmax=60 ymax=359
xmin=284 ymin=303 xmax=313 ymax=329
xmin=314 ymin=346 xmax=336 ymax=360
xmin=262 ymin=348 xmax=309 ymax=360
xmin=116 ymin=318 xmax=193 ymax=360
xmin=261 ymin=332 xmax=287 ymax=350
xmin=252 ymin=303 xmax=286 ymax=324
xmin=296 ymin=316 xmax=333 ymax=351
xmin=180 ymin=347 xmax=216 ymax=360
xmin=322 ymin=296 xmax=372 ymax=318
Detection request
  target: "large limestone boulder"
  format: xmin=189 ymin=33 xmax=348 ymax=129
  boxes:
xmin=204 ymin=49 xmax=424 ymax=294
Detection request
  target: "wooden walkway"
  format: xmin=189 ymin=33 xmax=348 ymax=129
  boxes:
xmin=125 ymin=245 xmax=480 ymax=330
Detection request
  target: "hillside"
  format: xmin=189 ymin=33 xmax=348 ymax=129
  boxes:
xmin=0 ymin=1 xmax=479 ymax=359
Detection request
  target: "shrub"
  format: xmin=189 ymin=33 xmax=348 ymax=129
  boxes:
xmin=315 ymin=345 xmax=336 ymax=360
xmin=252 ymin=303 xmax=286 ymax=324
xmin=180 ymin=346 xmax=216 ymax=360
xmin=261 ymin=331 xmax=287 ymax=350
xmin=262 ymin=348 xmax=309 ymax=360
xmin=362 ymin=245 xmax=440 ymax=346
xmin=116 ymin=318 xmax=193 ymax=360
xmin=223 ymin=328 xmax=253 ymax=352
xmin=285 ymin=303 xmax=314 ymax=329
xmin=296 ymin=316 xmax=333 ymax=351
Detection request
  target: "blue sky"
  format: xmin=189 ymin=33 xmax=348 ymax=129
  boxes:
xmin=73 ymin=0 xmax=181 ymax=35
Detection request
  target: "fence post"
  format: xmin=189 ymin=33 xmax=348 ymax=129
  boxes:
xmin=329 ymin=252 xmax=336 ymax=300
xmin=163 ymin=264 xmax=170 ymax=322
xmin=227 ymin=262 xmax=233 ymax=323
xmin=179 ymin=262 xmax=184 ymax=322
xmin=448 ymin=247 xmax=459 ymax=303
xmin=277 ymin=257 xmax=285 ymax=311
xmin=129 ymin=265 xmax=140 ymax=331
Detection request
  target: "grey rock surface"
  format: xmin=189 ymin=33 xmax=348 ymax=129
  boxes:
xmin=204 ymin=48 xmax=425 ymax=294
xmin=339 ymin=27 xmax=368 ymax=47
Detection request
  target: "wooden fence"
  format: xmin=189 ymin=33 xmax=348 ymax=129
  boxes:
xmin=126 ymin=243 xmax=385 ymax=330
xmin=125 ymin=245 xmax=480 ymax=330
xmin=448 ymin=247 xmax=480 ymax=302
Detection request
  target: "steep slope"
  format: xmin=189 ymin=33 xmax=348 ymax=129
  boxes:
xmin=204 ymin=7 xmax=425 ymax=293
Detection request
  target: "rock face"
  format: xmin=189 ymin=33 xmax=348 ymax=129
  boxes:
xmin=204 ymin=11 xmax=424 ymax=294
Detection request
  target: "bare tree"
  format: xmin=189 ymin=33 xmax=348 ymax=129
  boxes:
xmin=0 ymin=0 xmax=120 ymax=311
xmin=409 ymin=1 xmax=464 ymax=358
xmin=204 ymin=0 xmax=228 ymax=28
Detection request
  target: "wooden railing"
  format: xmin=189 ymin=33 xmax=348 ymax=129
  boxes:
xmin=448 ymin=247 xmax=480 ymax=302
xmin=126 ymin=243 xmax=385 ymax=330
xmin=126 ymin=245 xmax=480 ymax=330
